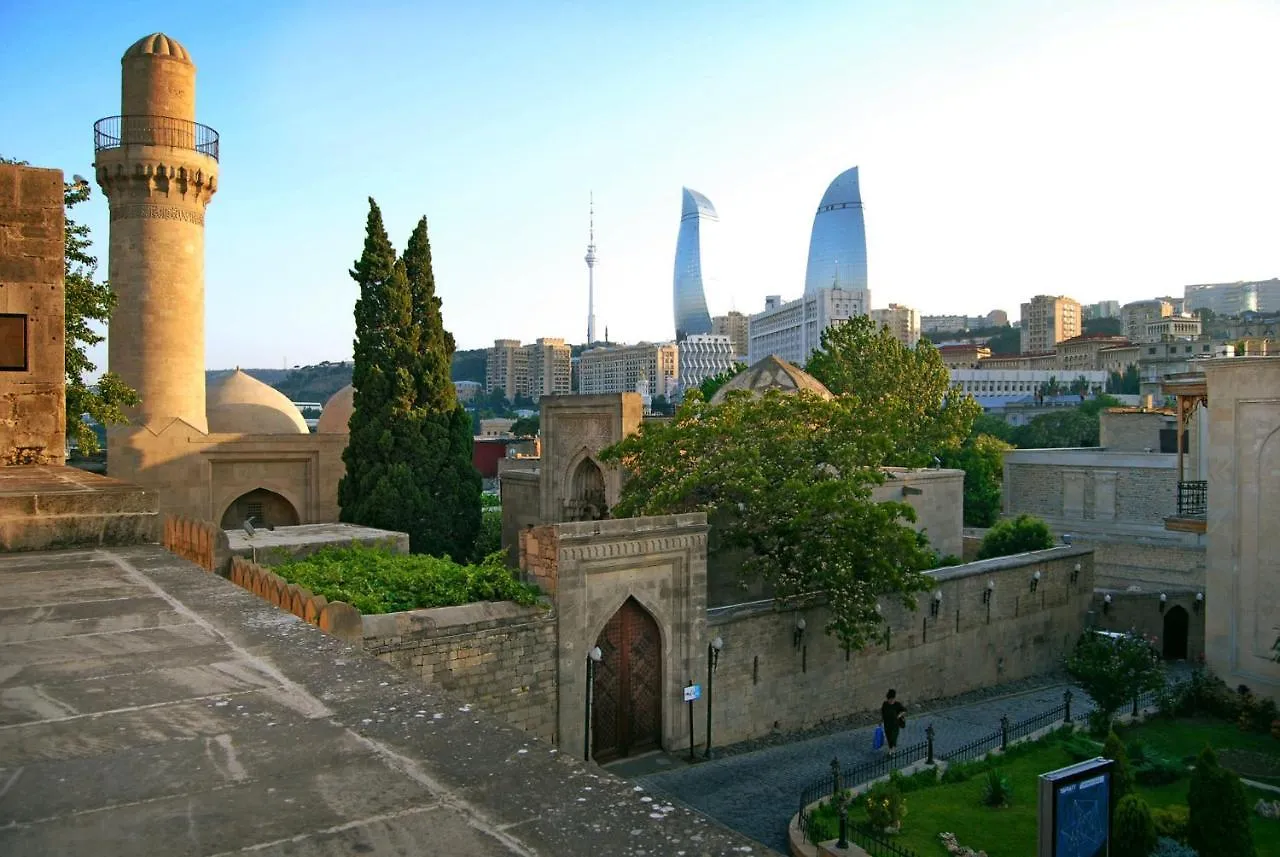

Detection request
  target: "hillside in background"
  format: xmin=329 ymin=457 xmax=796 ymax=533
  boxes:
xmin=207 ymin=349 xmax=488 ymax=404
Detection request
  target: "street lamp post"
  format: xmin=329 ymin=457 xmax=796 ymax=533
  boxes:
xmin=584 ymin=646 xmax=603 ymax=761
xmin=704 ymin=636 xmax=724 ymax=760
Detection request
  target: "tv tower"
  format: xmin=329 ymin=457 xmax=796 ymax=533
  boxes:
xmin=584 ymin=193 xmax=598 ymax=345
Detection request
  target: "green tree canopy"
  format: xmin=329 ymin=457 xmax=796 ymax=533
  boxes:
xmin=941 ymin=432 xmax=1013 ymax=527
xmin=1082 ymin=316 xmax=1123 ymax=336
xmin=510 ymin=415 xmax=539 ymax=437
xmin=697 ymin=362 xmax=747 ymax=401
xmin=1 ymin=157 xmax=139 ymax=454
xmin=339 ymin=201 xmax=481 ymax=560
xmin=1065 ymin=630 xmax=1165 ymax=728
xmin=1188 ymin=746 xmax=1256 ymax=857
xmin=805 ymin=316 xmax=980 ymax=468
xmin=601 ymin=387 xmax=935 ymax=650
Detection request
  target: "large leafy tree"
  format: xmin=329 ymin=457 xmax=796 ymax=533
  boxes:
xmin=600 ymin=388 xmax=935 ymax=650
xmin=805 ymin=315 xmax=980 ymax=468
xmin=338 ymin=201 xmax=481 ymax=560
xmin=941 ymin=432 xmax=1013 ymax=527
xmin=1065 ymin=630 xmax=1164 ymax=730
xmin=1 ymin=157 xmax=139 ymax=453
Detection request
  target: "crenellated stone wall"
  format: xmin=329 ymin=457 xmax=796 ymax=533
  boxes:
xmin=705 ymin=546 xmax=1095 ymax=745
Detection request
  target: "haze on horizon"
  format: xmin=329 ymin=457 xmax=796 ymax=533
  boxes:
xmin=3 ymin=0 xmax=1278 ymax=372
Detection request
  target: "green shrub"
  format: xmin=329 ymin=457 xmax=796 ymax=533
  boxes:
xmin=1062 ymin=733 xmax=1104 ymax=762
xmin=272 ymin=543 xmax=541 ymax=614
xmin=975 ymin=514 xmax=1055 ymax=560
xmin=980 ymin=769 xmax=1013 ymax=808
xmin=1133 ymin=756 xmax=1185 ymax=786
xmin=864 ymin=780 xmax=907 ymax=830
xmin=1150 ymin=839 xmax=1199 ymax=857
xmin=941 ymin=759 xmax=983 ymax=784
xmin=1126 ymin=737 xmax=1151 ymax=764
xmin=890 ymin=768 xmax=939 ymax=793
xmin=1102 ymin=730 xmax=1134 ymax=812
xmin=474 ymin=508 xmax=502 ymax=558
xmin=1151 ymin=805 xmax=1189 ymax=842
xmin=1188 ymin=746 xmax=1256 ymax=857
xmin=1112 ymin=794 xmax=1157 ymax=857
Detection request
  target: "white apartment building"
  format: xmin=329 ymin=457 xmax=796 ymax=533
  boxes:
xmin=870 ymin=303 xmax=921 ymax=347
xmin=485 ymin=338 xmax=571 ymax=400
xmin=578 ymin=342 xmax=679 ymax=397
xmin=678 ymin=334 xmax=736 ymax=397
xmin=747 ymin=286 xmax=870 ymax=366
xmin=1184 ymin=279 xmax=1280 ymax=316
xmin=950 ymin=369 xmax=1108 ymax=398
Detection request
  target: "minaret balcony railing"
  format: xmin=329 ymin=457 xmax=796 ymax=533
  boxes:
xmin=94 ymin=115 xmax=219 ymax=161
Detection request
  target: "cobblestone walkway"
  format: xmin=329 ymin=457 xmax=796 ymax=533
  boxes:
xmin=636 ymin=681 xmax=1098 ymax=854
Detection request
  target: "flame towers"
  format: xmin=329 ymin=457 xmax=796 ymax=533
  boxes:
xmin=672 ymin=187 xmax=717 ymax=341
xmin=803 ymin=166 xmax=867 ymax=296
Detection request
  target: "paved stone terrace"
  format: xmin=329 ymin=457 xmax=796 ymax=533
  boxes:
xmin=0 ymin=546 xmax=764 ymax=856
xmin=638 ymin=681 xmax=1099 ymax=853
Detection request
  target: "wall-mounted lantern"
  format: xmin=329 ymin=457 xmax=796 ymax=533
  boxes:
xmin=930 ymin=590 xmax=943 ymax=618
xmin=1070 ymin=562 xmax=1081 ymax=585
xmin=1103 ymin=593 xmax=1112 ymax=615
xmin=982 ymin=579 xmax=994 ymax=605
xmin=704 ymin=636 xmax=724 ymax=760
xmin=793 ymin=617 xmax=806 ymax=649
xmin=1194 ymin=591 xmax=1204 ymax=613
xmin=1158 ymin=593 xmax=1168 ymax=614
xmin=1030 ymin=570 xmax=1041 ymax=593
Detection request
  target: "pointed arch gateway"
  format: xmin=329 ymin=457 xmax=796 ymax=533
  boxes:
xmin=219 ymin=488 xmax=300 ymax=530
xmin=566 ymin=455 xmax=607 ymax=522
xmin=592 ymin=597 xmax=663 ymax=762
xmin=1162 ymin=605 xmax=1190 ymax=660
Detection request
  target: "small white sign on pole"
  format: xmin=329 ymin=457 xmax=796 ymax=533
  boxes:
xmin=683 ymin=684 xmax=702 ymax=702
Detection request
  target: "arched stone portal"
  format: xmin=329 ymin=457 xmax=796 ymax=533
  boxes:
xmin=219 ymin=488 xmax=300 ymax=531
xmin=1163 ymin=605 xmax=1190 ymax=660
xmin=566 ymin=457 xmax=607 ymax=522
xmin=592 ymin=597 xmax=663 ymax=762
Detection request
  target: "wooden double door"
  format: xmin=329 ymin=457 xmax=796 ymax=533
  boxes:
xmin=592 ymin=598 xmax=663 ymax=762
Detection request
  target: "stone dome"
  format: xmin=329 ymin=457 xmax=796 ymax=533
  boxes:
xmin=316 ymin=385 xmax=355 ymax=434
xmin=207 ymin=370 xmax=309 ymax=435
xmin=709 ymin=355 xmax=834 ymax=405
xmin=123 ymin=33 xmax=191 ymax=62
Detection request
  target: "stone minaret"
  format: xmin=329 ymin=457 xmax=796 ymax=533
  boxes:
xmin=94 ymin=33 xmax=218 ymax=452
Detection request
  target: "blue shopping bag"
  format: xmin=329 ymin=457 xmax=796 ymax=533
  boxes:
xmin=873 ymin=725 xmax=884 ymax=750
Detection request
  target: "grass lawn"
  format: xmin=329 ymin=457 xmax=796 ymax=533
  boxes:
xmin=816 ymin=723 xmax=1280 ymax=857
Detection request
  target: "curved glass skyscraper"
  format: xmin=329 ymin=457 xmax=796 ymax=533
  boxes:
xmin=673 ymin=187 xmax=717 ymax=341
xmin=803 ymin=166 xmax=867 ymax=296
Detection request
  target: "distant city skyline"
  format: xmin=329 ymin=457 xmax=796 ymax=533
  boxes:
xmin=3 ymin=0 xmax=1279 ymax=371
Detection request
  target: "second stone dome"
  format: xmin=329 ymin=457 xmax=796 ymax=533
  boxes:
xmin=316 ymin=385 xmax=354 ymax=434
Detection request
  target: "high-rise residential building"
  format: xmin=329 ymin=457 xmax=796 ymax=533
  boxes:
xmin=1019 ymin=295 xmax=1081 ymax=353
xmin=578 ymin=342 xmax=679 ymax=397
xmin=1084 ymin=300 xmax=1121 ymax=320
xmin=485 ymin=339 xmax=527 ymax=400
xmin=677 ymin=334 xmax=735 ymax=397
xmin=804 ymin=166 xmax=868 ymax=297
xmin=525 ymin=338 xmax=572 ymax=398
xmin=673 ymin=187 xmax=718 ymax=341
xmin=1121 ymin=299 xmax=1173 ymax=343
xmin=711 ymin=311 xmax=749 ymax=359
xmin=870 ymin=303 xmax=921 ymax=348
xmin=1184 ymin=279 xmax=1280 ymax=316
xmin=485 ymin=338 xmax=570 ymax=400
xmin=747 ymin=287 xmax=870 ymax=366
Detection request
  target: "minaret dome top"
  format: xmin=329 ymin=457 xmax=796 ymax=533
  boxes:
xmin=122 ymin=33 xmax=191 ymax=63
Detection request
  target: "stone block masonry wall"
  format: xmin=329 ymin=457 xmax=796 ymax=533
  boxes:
xmin=1004 ymin=450 xmax=1178 ymax=530
xmin=706 ymin=546 xmax=1094 ymax=746
xmin=519 ymin=524 xmax=559 ymax=594
xmin=0 ymin=164 xmax=66 ymax=465
xmin=1092 ymin=589 xmax=1205 ymax=662
xmin=364 ymin=603 xmax=559 ymax=742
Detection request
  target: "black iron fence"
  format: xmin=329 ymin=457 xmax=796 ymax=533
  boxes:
xmin=849 ymin=821 xmax=925 ymax=857
xmin=93 ymin=115 xmax=220 ymax=161
xmin=941 ymin=727 xmax=1004 ymax=766
xmin=1177 ymin=480 xmax=1207 ymax=517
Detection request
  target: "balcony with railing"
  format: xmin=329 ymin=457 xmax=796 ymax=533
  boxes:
xmin=1164 ymin=372 xmax=1208 ymax=533
xmin=93 ymin=115 xmax=219 ymax=161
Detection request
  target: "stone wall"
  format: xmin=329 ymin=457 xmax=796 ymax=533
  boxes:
xmin=705 ymin=546 xmax=1095 ymax=745
xmin=0 ymin=165 xmax=65 ymax=465
xmin=1100 ymin=409 xmax=1176 ymax=452
xmin=224 ymin=522 xmax=408 ymax=567
xmin=501 ymin=467 xmax=541 ymax=567
xmin=1202 ymin=356 xmax=1280 ymax=698
xmin=363 ymin=602 xmax=559 ymax=742
xmin=1005 ymin=449 xmax=1180 ymax=530
xmin=1091 ymin=590 xmax=1205 ymax=662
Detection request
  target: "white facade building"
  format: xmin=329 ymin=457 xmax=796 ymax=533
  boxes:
xmin=677 ymin=334 xmax=736 ymax=397
xmin=1184 ymin=280 xmax=1280 ymax=316
xmin=577 ymin=342 xmax=679 ymax=397
xmin=949 ymin=369 xmax=1108 ymax=398
xmin=747 ymin=286 xmax=870 ymax=366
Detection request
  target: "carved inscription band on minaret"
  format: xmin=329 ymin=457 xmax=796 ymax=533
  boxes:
xmin=109 ymin=204 xmax=205 ymax=224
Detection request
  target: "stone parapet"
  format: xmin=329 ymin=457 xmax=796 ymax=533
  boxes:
xmin=0 ymin=465 xmax=158 ymax=551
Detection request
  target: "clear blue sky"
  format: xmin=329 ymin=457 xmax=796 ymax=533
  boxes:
xmin=4 ymin=0 xmax=1278 ymax=372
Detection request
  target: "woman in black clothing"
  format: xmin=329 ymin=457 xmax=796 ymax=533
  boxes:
xmin=881 ymin=688 xmax=906 ymax=751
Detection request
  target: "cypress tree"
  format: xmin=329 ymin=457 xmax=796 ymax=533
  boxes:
xmin=339 ymin=201 xmax=481 ymax=560
xmin=401 ymin=216 xmax=481 ymax=559
xmin=1188 ymin=746 xmax=1256 ymax=857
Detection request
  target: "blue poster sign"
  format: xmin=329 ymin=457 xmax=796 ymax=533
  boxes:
xmin=1054 ymin=773 xmax=1109 ymax=857
xmin=1037 ymin=757 xmax=1112 ymax=857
